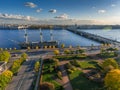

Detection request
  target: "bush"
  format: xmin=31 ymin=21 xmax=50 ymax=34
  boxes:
xmin=66 ymin=63 xmax=74 ymax=69
xmin=49 ymin=65 xmax=54 ymax=73
xmin=70 ymin=60 xmax=81 ymax=67
xmin=100 ymin=48 xmax=118 ymax=58
xmin=71 ymin=67 xmax=77 ymax=71
xmin=34 ymin=61 xmax=40 ymax=72
xmin=76 ymin=49 xmax=85 ymax=54
xmin=99 ymin=58 xmax=119 ymax=74
xmin=40 ymin=82 xmax=55 ymax=90
xmin=57 ymin=71 xmax=62 ymax=80
xmin=67 ymin=69 xmax=74 ymax=74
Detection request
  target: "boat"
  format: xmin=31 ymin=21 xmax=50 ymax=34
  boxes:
xmin=19 ymin=28 xmax=58 ymax=49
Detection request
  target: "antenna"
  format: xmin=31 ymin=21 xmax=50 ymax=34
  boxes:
xmin=39 ymin=28 xmax=43 ymax=42
xmin=24 ymin=29 xmax=28 ymax=43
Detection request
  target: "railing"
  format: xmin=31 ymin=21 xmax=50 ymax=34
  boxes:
xmin=34 ymin=58 xmax=43 ymax=90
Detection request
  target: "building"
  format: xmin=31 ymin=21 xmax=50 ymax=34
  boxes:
xmin=0 ymin=61 xmax=7 ymax=74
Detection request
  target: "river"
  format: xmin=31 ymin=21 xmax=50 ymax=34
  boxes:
xmin=0 ymin=29 xmax=100 ymax=48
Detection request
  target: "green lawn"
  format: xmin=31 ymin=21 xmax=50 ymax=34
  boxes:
xmin=69 ymin=70 xmax=102 ymax=90
xmin=53 ymin=54 xmax=87 ymax=60
xmin=78 ymin=61 xmax=98 ymax=69
xmin=42 ymin=72 xmax=62 ymax=90
xmin=42 ymin=60 xmax=63 ymax=90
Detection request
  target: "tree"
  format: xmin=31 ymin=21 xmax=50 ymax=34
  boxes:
xmin=61 ymin=44 xmax=65 ymax=48
xmin=100 ymin=58 xmax=119 ymax=73
xmin=34 ymin=61 xmax=40 ymax=72
xmin=14 ymin=48 xmax=16 ymax=50
xmin=0 ymin=48 xmax=3 ymax=51
xmin=105 ymin=69 xmax=120 ymax=90
xmin=21 ymin=53 xmax=28 ymax=60
xmin=0 ymin=70 xmax=13 ymax=89
xmin=27 ymin=47 xmax=30 ymax=50
xmin=64 ymin=49 xmax=70 ymax=54
xmin=36 ymin=46 xmax=39 ymax=50
xmin=69 ymin=45 xmax=72 ymax=49
xmin=54 ymin=50 xmax=60 ymax=56
xmin=0 ymin=51 xmax=11 ymax=62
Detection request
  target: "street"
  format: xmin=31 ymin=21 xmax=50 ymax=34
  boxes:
xmin=6 ymin=56 xmax=39 ymax=90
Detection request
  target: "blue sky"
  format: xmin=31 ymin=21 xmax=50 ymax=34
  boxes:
xmin=0 ymin=0 xmax=120 ymax=24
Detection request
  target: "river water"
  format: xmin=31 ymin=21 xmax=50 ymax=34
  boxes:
xmin=79 ymin=29 xmax=120 ymax=42
xmin=0 ymin=29 xmax=100 ymax=48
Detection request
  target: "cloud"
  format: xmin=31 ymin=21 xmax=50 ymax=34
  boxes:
xmin=0 ymin=13 xmax=36 ymax=21
xmin=25 ymin=2 xmax=37 ymax=8
xmin=55 ymin=14 xmax=69 ymax=19
xmin=111 ymin=4 xmax=116 ymax=7
xmin=36 ymin=9 xmax=42 ymax=13
xmin=49 ymin=9 xmax=57 ymax=13
xmin=98 ymin=10 xmax=106 ymax=14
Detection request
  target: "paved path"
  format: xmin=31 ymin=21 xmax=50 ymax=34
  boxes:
xmin=6 ymin=56 xmax=38 ymax=90
xmin=59 ymin=61 xmax=73 ymax=90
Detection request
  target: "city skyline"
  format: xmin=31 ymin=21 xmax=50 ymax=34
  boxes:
xmin=0 ymin=0 xmax=120 ymax=25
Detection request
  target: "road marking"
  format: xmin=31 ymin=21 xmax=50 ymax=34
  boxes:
xmin=17 ymin=75 xmax=26 ymax=90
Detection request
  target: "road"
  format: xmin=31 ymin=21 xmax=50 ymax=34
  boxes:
xmin=6 ymin=56 xmax=40 ymax=90
xmin=6 ymin=49 xmax=52 ymax=90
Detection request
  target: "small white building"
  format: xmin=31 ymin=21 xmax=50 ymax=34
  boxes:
xmin=0 ymin=62 xmax=7 ymax=74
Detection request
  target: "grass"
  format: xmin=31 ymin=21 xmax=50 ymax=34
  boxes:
xmin=69 ymin=70 xmax=102 ymax=90
xmin=42 ymin=73 xmax=62 ymax=90
xmin=78 ymin=61 xmax=98 ymax=69
xmin=42 ymin=60 xmax=63 ymax=90
xmin=53 ymin=54 xmax=87 ymax=60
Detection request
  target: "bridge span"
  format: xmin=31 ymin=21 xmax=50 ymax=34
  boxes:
xmin=67 ymin=29 xmax=120 ymax=45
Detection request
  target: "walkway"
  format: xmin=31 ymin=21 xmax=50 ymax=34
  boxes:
xmin=59 ymin=61 xmax=73 ymax=90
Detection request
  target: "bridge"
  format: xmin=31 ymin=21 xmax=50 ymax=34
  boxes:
xmin=67 ymin=28 xmax=120 ymax=45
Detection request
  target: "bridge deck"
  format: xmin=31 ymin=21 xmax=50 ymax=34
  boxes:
xmin=67 ymin=29 xmax=120 ymax=45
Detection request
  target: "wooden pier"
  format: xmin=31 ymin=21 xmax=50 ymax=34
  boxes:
xmin=67 ymin=29 xmax=120 ymax=45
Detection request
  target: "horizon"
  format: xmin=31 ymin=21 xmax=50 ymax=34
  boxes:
xmin=0 ymin=0 xmax=120 ymax=25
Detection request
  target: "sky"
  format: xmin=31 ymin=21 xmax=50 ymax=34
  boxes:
xmin=0 ymin=0 xmax=120 ymax=25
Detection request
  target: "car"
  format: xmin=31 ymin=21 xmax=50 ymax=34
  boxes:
xmin=26 ymin=59 xmax=28 ymax=61
xmin=11 ymin=54 xmax=18 ymax=57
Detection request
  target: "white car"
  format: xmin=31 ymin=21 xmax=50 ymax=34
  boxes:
xmin=26 ymin=59 xmax=28 ymax=61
